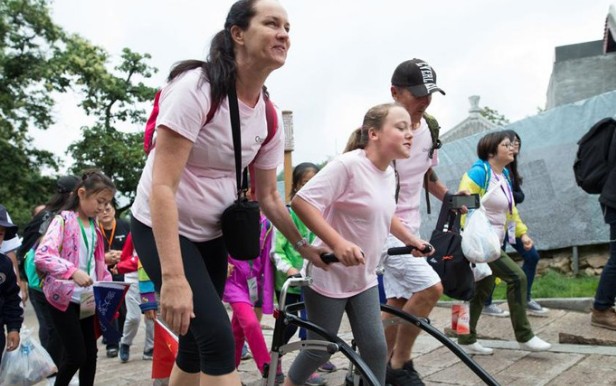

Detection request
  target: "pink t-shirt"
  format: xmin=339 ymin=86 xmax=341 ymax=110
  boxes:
xmin=296 ymin=149 xmax=397 ymax=298
xmin=482 ymin=172 xmax=511 ymax=241
xmin=394 ymin=120 xmax=438 ymax=235
xmin=132 ymin=68 xmax=284 ymax=242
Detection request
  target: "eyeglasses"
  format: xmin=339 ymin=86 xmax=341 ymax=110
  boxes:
xmin=512 ymin=140 xmax=520 ymax=146
xmin=500 ymin=142 xmax=515 ymax=149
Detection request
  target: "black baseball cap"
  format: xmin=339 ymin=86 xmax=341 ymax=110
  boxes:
xmin=0 ymin=204 xmax=18 ymax=240
xmin=391 ymin=59 xmax=446 ymax=97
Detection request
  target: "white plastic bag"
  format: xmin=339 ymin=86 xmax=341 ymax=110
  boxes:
xmin=472 ymin=262 xmax=493 ymax=282
xmin=0 ymin=328 xmax=57 ymax=386
xmin=462 ymin=208 xmax=501 ymax=263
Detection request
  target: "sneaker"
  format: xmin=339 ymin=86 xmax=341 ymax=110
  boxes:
xmin=482 ymin=303 xmax=509 ymax=317
xmin=518 ymin=336 xmax=551 ymax=351
xmin=241 ymin=343 xmax=252 ymax=360
xmin=386 ymin=362 xmax=424 ymax=386
xmin=305 ymin=372 xmax=326 ymax=386
xmin=274 ymin=372 xmax=285 ymax=385
xmin=527 ymin=299 xmax=549 ymax=316
xmin=119 ymin=343 xmax=130 ymax=363
xmin=402 ymin=361 xmax=424 ymax=386
xmin=458 ymin=342 xmax=494 ymax=355
xmin=591 ymin=307 xmax=616 ymax=330
xmin=142 ymin=348 xmax=153 ymax=360
xmin=318 ymin=360 xmax=337 ymax=373
xmin=106 ymin=346 xmax=118 ymax=358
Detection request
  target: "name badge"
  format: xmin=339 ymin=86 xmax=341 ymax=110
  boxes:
xmin=507 ymin=221 xmax=516 ymax=245
xmin=247 ymin=276 xmax=259 ymax=304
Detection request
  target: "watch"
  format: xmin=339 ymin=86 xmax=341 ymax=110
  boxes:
xmin=293 ymin=238 xmax=308 ymax=251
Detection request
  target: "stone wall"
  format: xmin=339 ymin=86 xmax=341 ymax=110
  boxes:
xmin=509 ymin=243 xmax=610 ymax=277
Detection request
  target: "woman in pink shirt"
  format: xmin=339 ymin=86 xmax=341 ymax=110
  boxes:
xmin=130 ymin=1 xmax=323 ymax=386
xmin=284 ymin=103 xmax=434 ymax=386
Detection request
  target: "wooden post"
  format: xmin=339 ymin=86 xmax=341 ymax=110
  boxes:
xmin=282 ymin=110 xmax=294 ymax=203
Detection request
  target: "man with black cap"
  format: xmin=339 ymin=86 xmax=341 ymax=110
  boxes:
xmin=0 ymin=204 xmax=24 ymax=365
xmin=380 ymin=58 xmax=449 ymax=386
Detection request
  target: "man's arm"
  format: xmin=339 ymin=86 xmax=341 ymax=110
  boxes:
xmin=426 ymin=168 xmax=448 ymax=201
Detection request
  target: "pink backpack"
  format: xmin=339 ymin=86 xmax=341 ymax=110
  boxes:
xmin=143 ymin=89 xmax=278 ymax=193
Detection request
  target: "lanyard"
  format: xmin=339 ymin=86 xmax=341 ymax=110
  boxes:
xmin=98 ymin=220 xmax=116 ymax=250
xmin=78 ymin=218 xmax=96 ymax=274
xmin=492 ymin=169 xmax=513 ymax=214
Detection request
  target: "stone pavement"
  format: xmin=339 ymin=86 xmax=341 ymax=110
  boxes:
xmin=24 ymin=298 xmax=616 ymax=385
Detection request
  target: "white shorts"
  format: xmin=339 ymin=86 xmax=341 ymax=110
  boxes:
xmin=381 ymin=235 xmax=441 ymax=299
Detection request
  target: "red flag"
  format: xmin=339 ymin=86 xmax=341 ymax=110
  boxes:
xmin=152 ymin=319 xmax=179 ymax=379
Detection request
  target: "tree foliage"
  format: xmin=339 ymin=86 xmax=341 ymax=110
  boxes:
xmin=0 ymin=0 xmax=157 ymax=227
xmin=480 ymin=106 xmax=510 ymax=127
xmin=0 ymin=0 xmax=68 ymax=227
xmin=66 ymin=45 xmax=157 ymax=213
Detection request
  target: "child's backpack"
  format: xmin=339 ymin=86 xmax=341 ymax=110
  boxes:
xmin=573 ymin=117 xmax=616 ymax=194
xmin=143 ymin=88 xmax=278 ymax=193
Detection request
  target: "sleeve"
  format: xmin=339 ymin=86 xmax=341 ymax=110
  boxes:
xmin=458 ymin=172 xmax=484 ymax=228
xmin=2 ymin=256 xmax=24 ymax=332
xmin=271 ymin=228 xmax=294 ymax=274
xmin=34 ymin=215 xmax=77 ymax=280
xmin=510 ymin=206 xmax=529 ymax=237
xmin=137 ymin=259 xmax=158 ymax=313
xmin=116 ymin=233 xmax=138 ymax=274
xmin=295 ymin=157 xmax=349 ymax=213
xmin=156 ymin=70 xmax=211 ymax=143
xmin=252 ymin=104 xmax=285 ymax=171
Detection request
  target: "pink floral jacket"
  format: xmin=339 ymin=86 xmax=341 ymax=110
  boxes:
xmin=35 ymin=210 xmax=111 ymax=311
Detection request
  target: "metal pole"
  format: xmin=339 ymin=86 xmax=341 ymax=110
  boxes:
xmin=282 ymin=110 xmax=294 ymax=203
xmin=572 ymin=245 xmax=579 ymax=275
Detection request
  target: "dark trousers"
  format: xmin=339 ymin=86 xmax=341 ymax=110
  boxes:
xmin=29 ymin=287 xmax=63 ymax=367
xmin=48 ymin=303 xmax=97 ymax=386
xmin=485 ymin=237 xmax=541 ymax=305
xmin=594 ymin=204 xmax=616 ymax=310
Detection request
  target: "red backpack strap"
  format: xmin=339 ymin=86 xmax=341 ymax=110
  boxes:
xmin=144 ymin=89 xmax=220 ymax=155
xmin=143 ymin=90 xmax=162 ymax=154
xmin=249 ymin=97 xmax=278 ymax=195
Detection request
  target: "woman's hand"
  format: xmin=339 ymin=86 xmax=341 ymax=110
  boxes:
xmin=299 ymin=245 xmax=330 ymax=270
xmin=332 ymin=240 xmax=365 ymax=267
xmin=72 ymin=269 xmax=93 ymax=287
xmin=160 ymin=276 xmax=195 ymax=336
xmin=520 ymin=234 xmax=534 ymax=251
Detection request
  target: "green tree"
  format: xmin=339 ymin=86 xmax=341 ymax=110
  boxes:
xmin=66 ymin=44 xmax=158 ymax=213
xmin=480 ymin=106 xmax=510 ymax=127
xmin=0 ymin=0 xmax=73 ymax=227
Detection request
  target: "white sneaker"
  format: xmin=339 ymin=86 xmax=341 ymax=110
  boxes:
xmin=458 ymin=341 xmax=494 ymax=355
xmin=519 ymin=336 xmax=551 ymax=352
xmin=482 ymin=304 xmax=510 ymax=317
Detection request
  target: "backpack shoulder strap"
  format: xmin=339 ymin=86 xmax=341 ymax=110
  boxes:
xmin=422 ymin=113 xmax=442 ymax=214
xmin=143 ymin=90 xmax=162 ymax=154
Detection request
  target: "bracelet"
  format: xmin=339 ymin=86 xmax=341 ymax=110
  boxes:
xmin=293 ymin=238 xmax=308 ymax=251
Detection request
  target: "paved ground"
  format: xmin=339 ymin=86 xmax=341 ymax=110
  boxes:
xmin=26 ymin=297 xmax=616 ymax=385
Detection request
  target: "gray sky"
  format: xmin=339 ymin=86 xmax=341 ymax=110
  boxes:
xmin=37 ymin=0 xmax=613 ymax=169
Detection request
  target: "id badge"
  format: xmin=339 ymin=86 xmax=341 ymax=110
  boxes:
xmin=247 ymin=277 xmax=259 ymax=304
xmin=80 ymin=288 xmax=96 ymax=319
xmin=507 ymin=221 xmax=516 ymax=245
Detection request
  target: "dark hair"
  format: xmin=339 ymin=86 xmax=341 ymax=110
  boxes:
xmin=344 ymin=103 xmax=400 ymax=152
xmin=167 ymin=0 xmax=261 ymax=108
xmin=502 ymin=129 xmax=523 ymax=186
xmin=63 ymin=169 xmax=116 ymax=212
xmin=45 ymin=192 xmax=72 ymax=213
xmin=476 ymin=131 xmax=511 ymax=161
xmin=291 ymin=162 xmax=320 ymax=199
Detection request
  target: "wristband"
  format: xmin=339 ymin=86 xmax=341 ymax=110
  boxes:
xmin=293 ymin=238 xmax=308 ymax=251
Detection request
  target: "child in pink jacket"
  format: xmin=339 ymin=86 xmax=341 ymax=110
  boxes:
xmin=223 ymin=214 xmax=280 ymax=382
xmin=35 ymin=170 xmax=115 ymax=386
